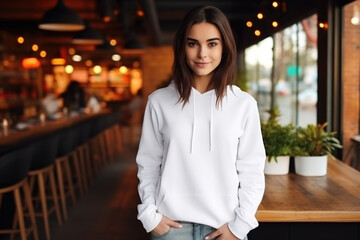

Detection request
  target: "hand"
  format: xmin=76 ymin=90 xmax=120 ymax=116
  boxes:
xmin=151 ymin=215 xmax=182 ymax=235
xmin=205 ymin=223 xmax=240 ymax=240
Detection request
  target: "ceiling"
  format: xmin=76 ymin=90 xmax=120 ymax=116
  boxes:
xmin=0 ymin=0 xmax=318 ymax=65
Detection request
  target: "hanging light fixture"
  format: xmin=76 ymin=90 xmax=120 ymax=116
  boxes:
xmin=39 ymin=0 xmax=85 ymax=31
xmin=72 ymin=21 xmax=104 ymax=45
xmin=123 ymin=32 xmax=146 ymax=50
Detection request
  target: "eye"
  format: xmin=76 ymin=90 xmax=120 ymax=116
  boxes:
xmin=187 ymin=41 xmax=198 ymax=47
xmin=208 ymin=42 xmax=218 ymax=47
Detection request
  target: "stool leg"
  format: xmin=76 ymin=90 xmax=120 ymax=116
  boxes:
xmin=63 ymin=158 xmax=76 ymax=205
xmin=23 ymin=181 xmax=39 ymax=240
xmin=49 ymin=168 xmax=62 ymax=225
xmin=77 ymin=146 xmax=89 ymax=192
xmin=71 ymin=152 xmax=84 ymax=196
xmin=13 ymin=188 xmax=27 ymax=240
xmin=38 ymin=173 xmax=51 ymax=240
xmin=55 ymin=158 xmax=68 ymax=220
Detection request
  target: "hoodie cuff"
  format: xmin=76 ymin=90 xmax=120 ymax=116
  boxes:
xmin=228 ymin=216 xmax=258 ymax=240
xmin=137 ymin=205 xmax=162 ymax=232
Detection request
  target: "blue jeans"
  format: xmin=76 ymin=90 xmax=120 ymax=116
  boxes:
xmin=151 ymin=222 xmax=248 ymax=240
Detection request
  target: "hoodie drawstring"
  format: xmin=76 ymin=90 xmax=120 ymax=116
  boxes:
xmin=190 ymin=91 xmax=196 ymax=153
xmin=190 ymin=90 xmax=214 ymax=153
xmin=209 ymin=91 xmax=214 ymax=151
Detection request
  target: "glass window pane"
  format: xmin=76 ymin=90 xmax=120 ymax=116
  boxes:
xmin=245 ymin=14 xmax=318 ymax=127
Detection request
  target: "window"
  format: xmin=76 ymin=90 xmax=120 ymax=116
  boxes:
xmin=245 ymin=14 xmax=318 ymax=127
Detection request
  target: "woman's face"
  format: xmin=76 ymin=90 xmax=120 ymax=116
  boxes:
xmin=185 ymin=22 xmax=223 ymax=81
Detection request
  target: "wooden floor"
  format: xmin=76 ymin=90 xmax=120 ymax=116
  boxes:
xmin=50 ymin=148 xmax=150 ymax=240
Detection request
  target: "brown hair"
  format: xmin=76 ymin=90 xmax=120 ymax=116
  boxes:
xmin=172 ymin=5 xmax=237 ymax=106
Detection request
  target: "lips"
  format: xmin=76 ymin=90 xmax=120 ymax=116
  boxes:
xmin=195 ymin=62 xmax=209 ymax=67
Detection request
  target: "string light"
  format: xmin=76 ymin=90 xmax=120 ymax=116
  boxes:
xmin=254 ymin=30 xmax=261 ymax=36
xmin=272 ymin=21 xmax=279 ymax=27
xmin=68 ymin=48 xmax=76 ymax=55
xmin=110 ymin=39 xmax=117 ymax=46
xmin=85 ymin=60 xmax=93 ymax=67
xmin=17 ymin=36 xmax=24 ymax=44
xmin=119 ymin=66 xmax=128 ymax=74
xmin=65 ymin=65 xmax=74 ymax=74
xmin=93 ymin=65 xmax=102 ymax=74
xmin=246 ymin=21 xmax=253 ymax=27
xmin=318 ymin=22 xmax=328 ymax=29
xmin=40 ymin=50 xmax=47 ymax=58
xmin=272 ymin=1 xmax=279 ymax=8
xmin=137 ymin=9 xmax=144 ymax=17
xmin=32 ymin=44 xmax=39 ymax=52
xmin=257 ymin=13 xmax=264 ymax=19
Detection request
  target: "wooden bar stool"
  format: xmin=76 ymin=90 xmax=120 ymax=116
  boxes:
xmin=27 ymin=135 xmax=62 ymax=240
xmin=54 ymin=126 xmax=84 ymax=222
xmin=0 ymin=145 xmax=39 ymax=240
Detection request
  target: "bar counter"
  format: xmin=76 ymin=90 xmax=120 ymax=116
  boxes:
xmin=0 ymin=109 xmax=117 ymax=156
xmin=249 ymin=158 xmax=360 ymax=240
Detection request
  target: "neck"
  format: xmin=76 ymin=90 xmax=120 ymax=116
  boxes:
xmin=193 ymin=75 xmax=213 ymax=93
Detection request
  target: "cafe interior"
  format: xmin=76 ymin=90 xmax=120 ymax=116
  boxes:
xmin=0 ymin=0 xmax=360 ymax=239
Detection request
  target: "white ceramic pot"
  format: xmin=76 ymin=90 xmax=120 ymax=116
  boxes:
xmin=264 ymin=156 xmax=290 ymax=175
xmin=294 ymin=155 xmax=328 ymax=176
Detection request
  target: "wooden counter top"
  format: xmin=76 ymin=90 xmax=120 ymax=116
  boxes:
xmin=256 ymin=158 xmax=360 ymax=222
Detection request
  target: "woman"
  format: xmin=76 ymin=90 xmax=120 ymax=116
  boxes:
xmin=136 ymin=5 xmax=265 ymax=240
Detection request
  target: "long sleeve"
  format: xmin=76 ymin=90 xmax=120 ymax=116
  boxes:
xmin=136 ymin=100 xmax=163 ymax=232
xmin=228 ymin=100 xmax=266 ymax=239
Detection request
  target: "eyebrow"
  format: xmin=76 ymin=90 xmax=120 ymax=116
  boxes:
xmin=187 ymin=37 xmax=221 ymax=42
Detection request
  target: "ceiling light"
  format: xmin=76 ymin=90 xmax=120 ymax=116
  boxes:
xmin=351 ymin=5 xmax=360 ymax=25
xmin=51 ymin=58 xmax=66 ymax=65
xmin=22 ymin=57 xmax=41 ymax=69
xmin=65 ymin=65 xmax=74 ymax=74
xmin=112 ymin=54 xmax=121 ymax=61
xmin=119 ymin=66 xmax=128 ymax=74
xmin=93 ymin=65 xmax=102 ymax=74
xmin=72 ymin=21 xmax=104 ymax=45
xmin=72 ymin=54 xmax=82 ymax=62
xmin=39 ymin=0 xmax=85 ymax=31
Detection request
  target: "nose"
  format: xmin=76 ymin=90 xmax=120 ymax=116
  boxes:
xmin=197 ymin=45 xmax=207 ymax=59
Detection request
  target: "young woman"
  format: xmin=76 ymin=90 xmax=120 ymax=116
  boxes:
xmin=136 ymin=5 xmax=265 ymax=240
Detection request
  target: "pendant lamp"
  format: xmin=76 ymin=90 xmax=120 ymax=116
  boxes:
xmin=72 ymin=22 xmax=104 ymax=45
xmin=123 ymin=32 xmax=146 ymax=50
xmin=39 ymin=0 xmax=85 ymax=31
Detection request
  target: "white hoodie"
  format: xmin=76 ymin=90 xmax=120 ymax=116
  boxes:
xmin=136 ymin=82 xmax=265 ymax=239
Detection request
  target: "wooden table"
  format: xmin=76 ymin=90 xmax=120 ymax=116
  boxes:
xmin=249 ymin=158 xmax=360 ymax=240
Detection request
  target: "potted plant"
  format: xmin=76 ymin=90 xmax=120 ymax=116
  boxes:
xmin=261 ymin=107 xmax=295 ymax=175
xmin=293 ymin=122 xmax=342 ymax=176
